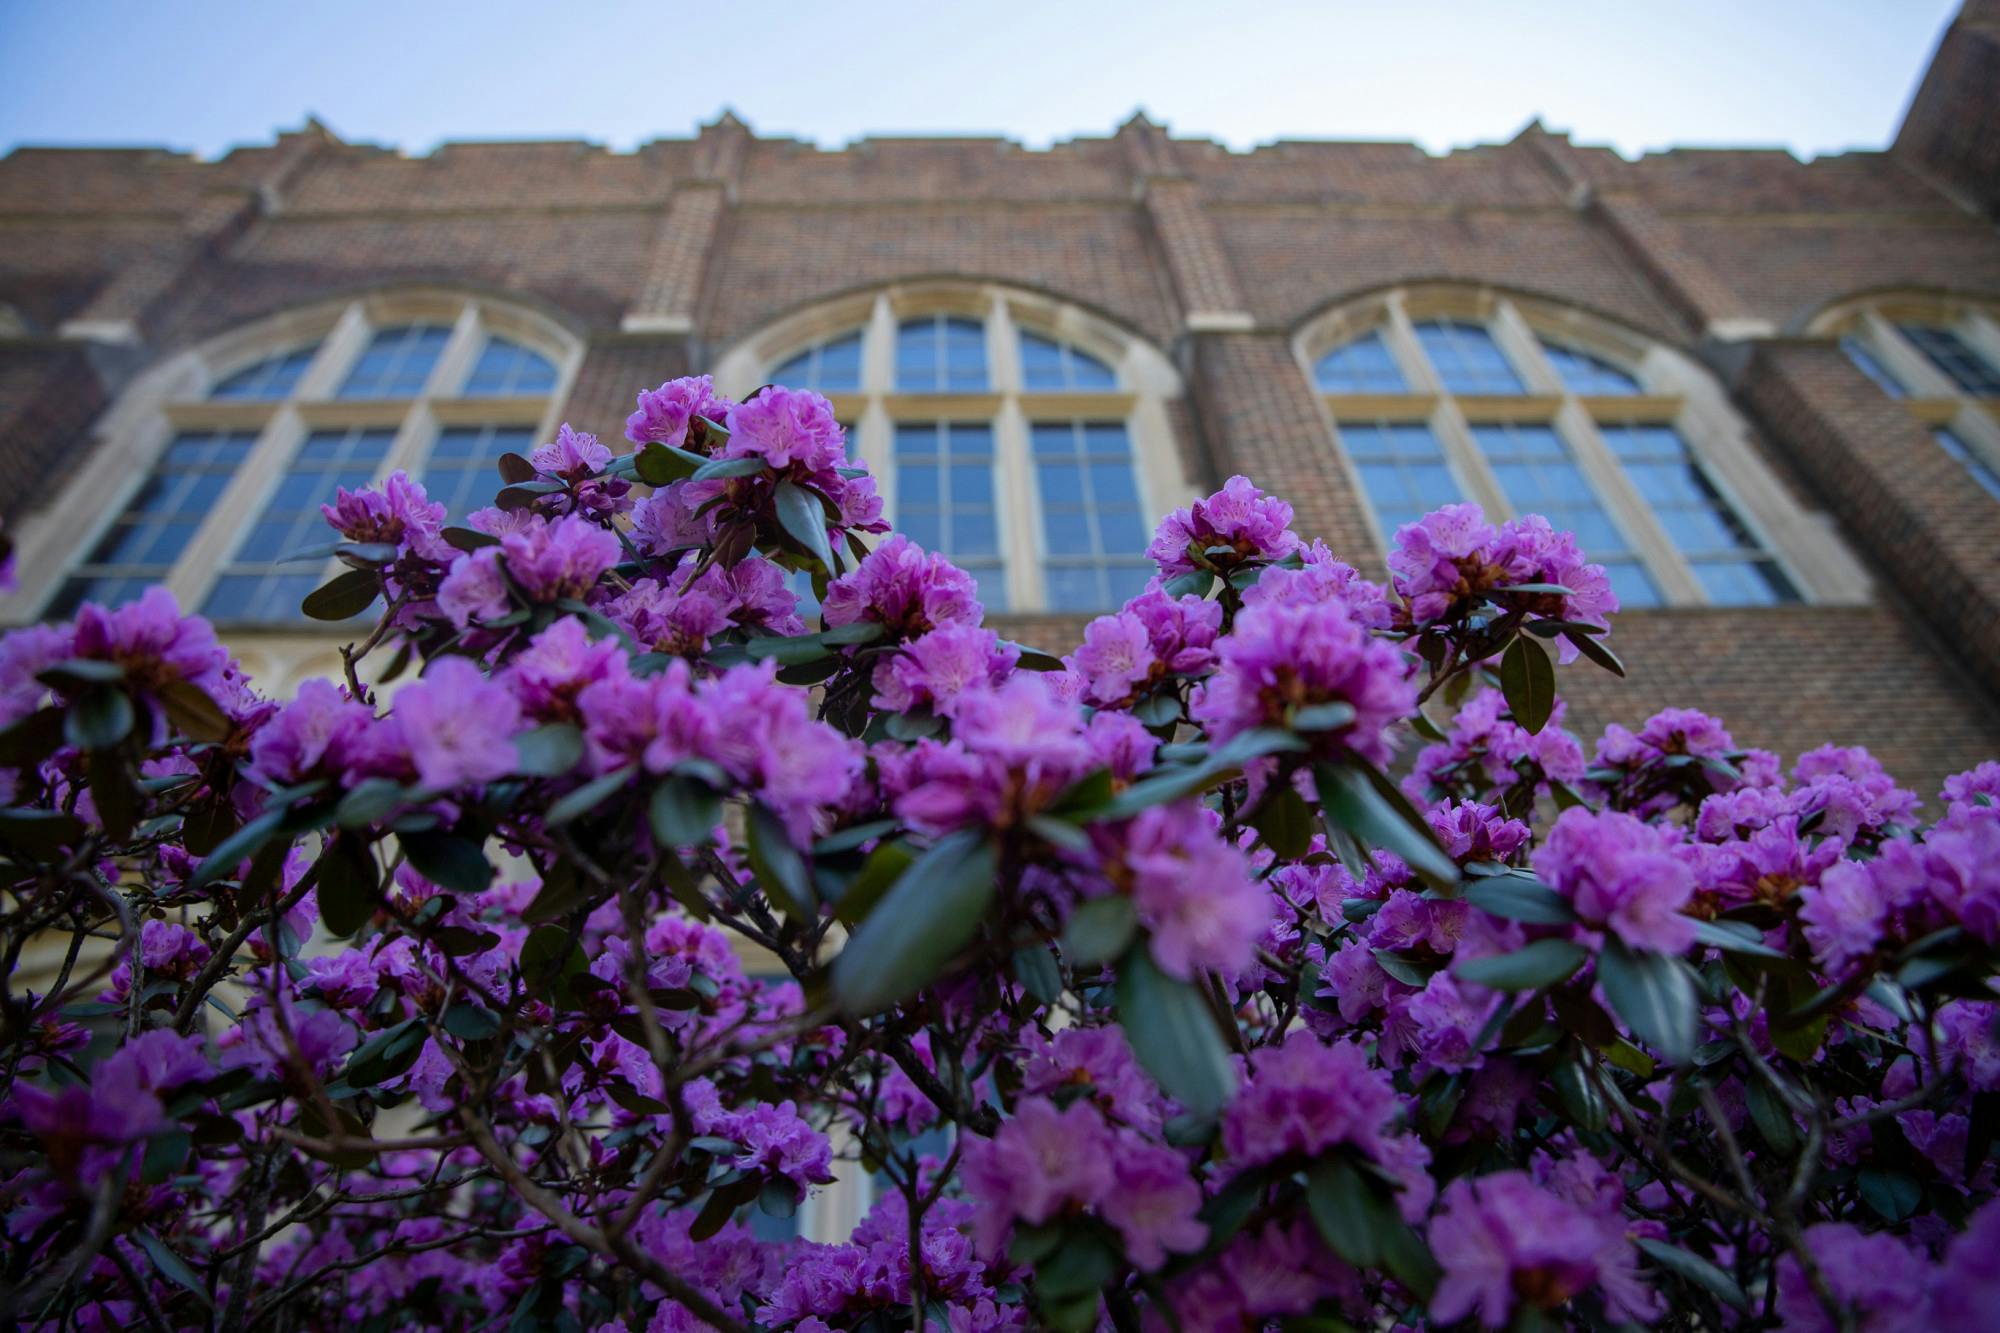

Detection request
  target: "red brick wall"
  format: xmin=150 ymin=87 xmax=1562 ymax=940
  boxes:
xmin=4 ymin=80 xmax=2000 ymax=785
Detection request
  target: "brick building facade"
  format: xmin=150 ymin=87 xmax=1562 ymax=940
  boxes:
xmin=3 ymin=3 xmax=1998 ymax=795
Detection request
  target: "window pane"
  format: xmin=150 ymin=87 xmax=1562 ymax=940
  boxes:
xmin=1020 ymin=330 xmax=1116 ymax=390
xmin=773 ymin=331 xmax=863 ymax=393
xmin=338 ymin=324 xmax=450 ymax=399
xmin=1541 ymin=342 xmax=1639 ymax=395
xmin=1934 ymin=428 xmax=2000 ymax=501
xmin=896 ymin=316 xmax=987 ymax=393
xmin=202 ymin=427 xmax=394 ymax=623
xmin=1413 ymin=320 xmax=1523 ymax=394
xmin=49 ymin=429 xmax=260 ymax=616
xmin=1314 ymin=331 xmax=1407 ymax=393
xmin=1840 ymin=337 xmax=1905 ymax=399
xmin=1472 ymin=422 xmax=1636 ymax=565
xmin=1604 ymin=561 xmax=1662 ymax=608
xmin=1597 ymin=422 xmax=1798 ymax=605
xmin=210 ymin=345 xmax=319 ymax=400
xmin=1898 ymin=324 xmax=2000 ymax=396
xmin=462 ymin=336 xmax=557 ymax=397
xmin=1339 ymin=420 xmax=1462 ymax=541
xmin=422 ymin=424 xmax=534 ymax=519
xmin=1030 ymin=419 xmax=1149 ymax=610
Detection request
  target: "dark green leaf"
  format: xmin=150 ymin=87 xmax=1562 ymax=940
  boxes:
xmin=1635 ymin=1238 xmax=1749 ymax=1311
xmin=1597 ymin=939 xmax=1697 ymax=1063
xmin=442 ymin=1003 xmax=503 ymax=1041
xmin=833 ymin=830 xmax=996 ymax=1012
xmin=633 ymin=442 xmax=708 ymax=485
xmin=1306 ymin=1158 xmax=1389 ymax=1267
xmin=1115 ymin=948 xmax=1236 ymax=1117
xmin=1291 ymin=701 xmax=1357 ymax=733
xmin=1251 ymin=783 xmax=1315 ymax=859
xmin=1315 ymin=762 xmax=1456 ymax=888
xmin=1025 ymin=813 xmax=1093 ymax=854
xmin=650 ymin=775 xmax=723 ymax=847
xmin=1858 ymin=1168 xmax=1922 ymax=1224
xmin=1693 ymin=918 xmax=1785 ymax=959
xmin=740 ymin=633 xmax=835 ymax=667
xmin=745 ymin=801 xmax=815 ymax=920
xmin=1131 ymin=691 xmax=1184 ymax=728
xmin=0 ymin=707 xmax=66 ymax=768
xmin=513 ymin=723 xmax=585 ymax=778
xmin=1161 ymin=570 xmax=1214 ymax=599
xmin=1553 ymin=1057 xmax=1607 ymax=1131
xmin=399 ymin=830 xmax=494 ymax=895
xmin=1495 ymin=581 xmax=1575 ymax=596
xmin=1455 ymin=938 xmax=1588 ymax=991
xmin=134 ymin=1229 xmax=212 ymax=1308
xmin=189 ymin=806 xmax=287 ymax=888
xmin=1500 ymin=634 xmax=1556 ymax=735
xmin=1061 ymin=895 xmax=1138 ymax=968
xmin=1011 ymin=944 xmax=1063 ymax=1003
xmin=336 ymin=540 xmax=401 ymax=566
xmin=545 ymin=765 xmax=635 ymax=826
xmin=157 ymin=679 xmax=233 ymax=743
xmin=523 ymin=858 xmax=596 ymax=924
xmin=1371 ymin=948 xmax=1438 ymax=987
xmin=833 ymin=839 xmax=916 ymax=927
xmin=87 ymin=748 xmax=137 ymax=842
xmin=1745 ymin=1078 xmax=1798 ymax=1154
xmin=774 ymin=479 xmax=836 ymax=573
xmin=336 ymin=777 xmax=406 ymax=830
xmin=520 ymin=926 xmax=587 ymax=1006
xmin=820 ymin=620 xmax=884 ymax=646
xmin=316 ymin=835 xmax=380 ymax=936
xmin=64 ymin=686 xmax=134 ymax=751
xmin=1564 ymin=628 xmax=1626 ymax=677
xmin=36 ymin=657 xmax=127 ymax=688
xmin=1462 ymin=873 xmax=1577 ymax=924
xmin=0 ymin=807 xmax=87 ymax=858
xmin=443 ymin=525 xmax=501 ymax=552
xmin=814 ymin=818 xmax=898 ymax=857
xmin=691 ymin=455 xmax=767 ymax=482
xmin=301 ymin=568 xmax=380 ymax=621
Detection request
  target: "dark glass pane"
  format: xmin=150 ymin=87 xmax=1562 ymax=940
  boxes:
xmin=1097 ymin=508 xmax=1149 ymax=552
xmin=898 ymin=465 xmax=940 ymax=506
xmin=1044 ymin=566 xmax=1100 ymax=611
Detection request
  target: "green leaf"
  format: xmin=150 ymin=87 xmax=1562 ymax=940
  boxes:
xmin=343 ymin=1018 xmax=428 ymax=1088
xmin=740 ymin=633 xmax=835 ymax=667
xmin=1461 ymin=873 xmax=1575 ymax=924
xmin=1291 ymin=701 xmax=1357 ymax=733
xmin=1161 ymin=570 xmax=1214 ymax=599
xmin=523 ymin=858 xmax=596 ymax=924
xmin=1495 ymin=581 xmax=1575 ymax=596
xmin=189 ymin=806 xmax=288 ymax=888
xmin=399 ymin=830 xmax=494 ymax=895
xmin=1597 ymin=939 xmax=1697 ymax=1063
xmin=519 ymin=926 xmax=587 ymax=1006
xmin=64 ymin=686 xmax=134 ymax=751
xmin=1061 ymin=895 xmax=1137 ymax=968
xmin=833 ymin=830 xmax=996 ymax=1012
xmin=1553 ymin=1057 xmax=1608 ymax=1132
xmin=1745 ymin=1078 xmax=1798 ymax=1155
xmin=1455 ymin=938 xmax=1587 ymax=991
xmin=134 ymin=1228 xmax=213 ymax=1308
xmin=37 ymin=657 xmax=128 ymax=688
xmin=336 ymin=778 xmax=406 ymax=830
xmin=442 ymin=1003 xmax=503 ymax=1041
xmin=691 ymin=455 xmax=767 ymax=482
xmin=0 ymin=707 xmax=67 ymax=768
xmin=1025 ymin=813 xmax=1093 ymax=854
xmin=1306 ymin=1157 xmax=1390 ymax=1267
xmin=1131 ymin=691 xmax=1184 ymax=728
xmin=833 ymin=839 xmax=916 ymax=927
xmin=1858 ymin=1168 xmax=1922 ymax=1223
xmin=301 ymin=568 xmax=380 ymax=621
xmin=513 ymin=723 xmax=584 ymax=777
xmin=1115 ymin=947 xmax=1236 ymax=1117
xmin=1314 ymin=762 xmax=1457 ymax=888
xmin=1250 ymin=783 xmax=1315 ymax=859
xmin=316 ymin=835 xmax=380 ymax=936
xmin=545 ymin=764 xmax=635 ymax=826
xmin=773 ymin=479 xmax=837 ymax=574
xmin=1011 ymin=944 xmax=1063 ymax=1003
xmin=1500 ymin=634 xmax=1556 ymax=735
xmin=157 ymin=679 xmax=233 ymax=743
xmin=745 ymin=801 xmax=815 ymax=921
xmin=649 ymin=775 xmax=723 ymax=847
xmin=443 ymin=525 xmax=500 ymax=552
xmin=0 ymin=807 xmax=87 ymax=859
xmin=633 ymin=441 xmax=709 ymax=485
xmin=1635 ymin=1238 xmax=1749 ymax=1311
xmin=1564 ymin=628 xmax=1626 ymax=677
xmin=1371 ymin=948 xmax=1438 ymax=987
xmin=820 ymin=620 xmax=884 ymax=647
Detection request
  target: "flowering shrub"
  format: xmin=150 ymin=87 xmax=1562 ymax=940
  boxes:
xmin=1 ymin=375 xmax=1996 ymax=1333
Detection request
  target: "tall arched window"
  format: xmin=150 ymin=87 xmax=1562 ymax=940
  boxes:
xmin=1816 ymin=294 xmax=2000 ymax=503
xmin=1297 ymin=285 xmax=1864 ymax=608
xmin=15 ymin=290 xmax=579 ymax=627
xmin=718 ymin=284 xmax=1195 ymax=614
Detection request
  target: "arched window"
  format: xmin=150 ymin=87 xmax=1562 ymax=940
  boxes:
xmin=1819 ymin=294 xmax=2000 ymax=504
xmin=1298 ymin=285 xmax=1853 ymax=608
xmin=720 ymin=284 xmax=1194 ymax=614
xmin=18 ymin=290 xmax=579 ymax=628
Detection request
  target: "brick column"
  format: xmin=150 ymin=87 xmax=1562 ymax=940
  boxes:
xmin=1116 ymin=114 xmax=1254 ymax=332
xmin=623 ymin=114 xmax=746 ymax=336
xmin=1737 ymin=340 xmax=2000 ymax=696
xmin=559 ymin=338 xmax=695 ymax=452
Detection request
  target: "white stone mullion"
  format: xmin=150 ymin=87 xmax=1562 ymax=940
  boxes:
xmin=297 ymin=302 xmax=373 ymax=402
xmin=1945 ymin=401 xmax=2000 ymax=481
xmin=994 ymin=398 xmax=1042 ymax=613
xmin=378 ymin=403 xmax=441 ymax=490
xmin=1380 ymin=293 xmax=1436 ymax=399
xmin=1863 ymin=312 xmax=1957 ymax=401
xmin=166 ymin=407 xmax=308 ymax=609
xmin=1555 ymin=403 xmax=1705 ymax=604
xmin=425 ymin=302 xmax=485 ymax=401
xmin=1957 ymin=308 xmax=2000 ymax=387
xmin=1490 ymin=299 xmax=1565 ymax=396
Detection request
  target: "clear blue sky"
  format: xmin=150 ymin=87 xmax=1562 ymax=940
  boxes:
xmin=0 ymin=1 xmax=1961 ymax=161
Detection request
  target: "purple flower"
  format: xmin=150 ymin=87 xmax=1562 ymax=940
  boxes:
xmin=500 ymin=615 xmax=630 ymax=723
xmin=625 ymin=374 xmax=728 ymax=450
xmin=321 ymin=470 xmax=451 ymax=560
xmin=1221 ymin=1030 xmax=1404 ymax=1171
xmin=884 ymin=675 xmax=1095 ymax=837
xmin=531 ymin=422 xmax=612 ymax=477
xmin=1189 ymin=598 xmax=1414 ymax=767
xmin=1933 ymin=1196 xmax=2000 ymax=1332
xmin=725 ymin=385 xmax=847 ymax=473
xmin=1533 ymin=807 xmax=1697 ymax=954
xmin=1146 ymin=475 xmax=1301 ymax=578
xmin=873 ymin=624 xmax=1018 ymax=716
xmin=820 ymin=534 xmax=984 ymax=639
xmin=1426 ymin=799 xmax=1531 ymax=865
xmin=248 ymin=678 xmax=373 ymax=786
xmin=393 ymin=656 xmax=524 ymax=789
xmin=1098 ymin=1138 xmax=1206 ymax=1270
xmin=718 ymin=1099 xmax=835 ymax=1199
xmin=1067 ymin=610 xmax=1156 ymax=706
xmin=438 ymin=515 xmax=621 ymax=629
xmin=1245 ymin=538 xmax=1393 ymax=628
xmin=1941 ymin=761 xmax=2000 ymax=817
xmin=1775 ymin=1223 xmax=1931 ymax=1333
xmin=1489 ymin=513 xmax=1619 ymax=654
xmin=629 ymin=480 xmax=716 ymax=559
xmin=1389 ymin=502 xmax=1499 ymax=623
xmin=70 ymin=585 xmax=231 ymax=697
xmin=1116 ymin=803 xmax=1269 ymax=982
xmin=0 ymin=622 xmax=74 ymax=727
xmin=959 ymin=1097 xmax=1116 ymax=1257
xmin=1429 ymin=1171 xmax=1610 ymax=1328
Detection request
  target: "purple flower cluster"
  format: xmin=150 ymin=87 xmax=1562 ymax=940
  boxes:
xmin=1145 ymin=474 xmax=1302 ymax=578
xmin=1065 ymin=580 xmax=1220 ymax=708
xmin=1799 ymin=809 xmax=2000 ymax=973
xmin=1389 ymin=503 xmax=1619 ymax=653
xmin=1110 ymin=802 xmax=1269 ymax=982
xmin=819 ymin=532 xmax=984 ymax=639
xmin=437 ymin=513 xmax=623 ymax=629
xmin=1533 ymin=807 xmax=1697 ymax=953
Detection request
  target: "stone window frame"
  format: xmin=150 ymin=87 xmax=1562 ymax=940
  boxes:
xmin=1294 ymin=283 xmax=1871 ymax=607
xmin=1810 ymin=293 xmax=2000 ymax=501
xmin=9 ymin=289 xmax=582 ymax=661
xmin=715 ymin=281 xmax=1198 ymax=615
